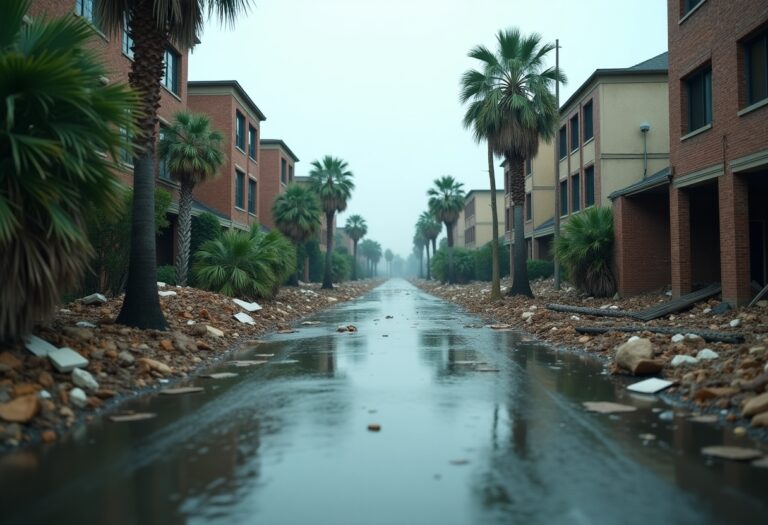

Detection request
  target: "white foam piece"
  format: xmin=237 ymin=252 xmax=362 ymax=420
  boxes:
xmin=627 ymin=377 xmax=675 ymax=394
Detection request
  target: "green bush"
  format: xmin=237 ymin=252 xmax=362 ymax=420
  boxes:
xmin=193 ymin=225 xmax=295 ymax=299
xmin=554 ymin=206 xmax=616 ymax=297
xmin=431 ymin=247 xmax=475 ymax=283
xmin=191 ymin=212 xmax=222 ymax=256
xmin=527 ymin=259 xmax=554 ymax=280
xmin=331 ymin=251 xmax=352 ymax=282
xmin=156 ymin=265 xmax=177 ymax=286
xmin=473 ymin=240 xmax=510 ymax=281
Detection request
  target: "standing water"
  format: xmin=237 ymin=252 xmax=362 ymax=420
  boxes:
xmin=1 ymin=279 xmax=766 ymax=524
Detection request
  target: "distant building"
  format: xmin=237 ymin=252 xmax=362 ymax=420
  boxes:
xmin=295 ymin=176 xmax=333 ymax=252
xmin=459 ymin=190 xmax=505 ymax=250
xmin=259 ymin=140 xmax=299 ymax=229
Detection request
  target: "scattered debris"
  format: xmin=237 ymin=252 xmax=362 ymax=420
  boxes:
xmin=202 ymin=372 xmax=238 ymax=379
xmin=48 ymin=347 xmax=88 ymax=373
xmin=72 ymin=368 xmax=99 ymax=391
xmin=233 ymin=298 xmax=262 ymax=312
xmin=583 ymin=402 xmax=637 ymax=414
xmin=670 ymin=355 xmax=699 ymax=367
xmin=696 ymin=348 xmax=719 ymax=360
xmin=24 ymin=335 xmax=57 ymax=357
xmin=69 ymin=388 xmax=87 ymax=408
xmin=234 ymin=312 xmax=256 ymax=325
xmin=206 ymin=325 xmax=224 ymax=338
xmin=701 ymin=446 xmax=764 ymax=461
xmin=367 ymin=423 xmax=381 ymax=432
xmin=626 ymin=378 xmax=675 ymax=394
xmin=227 ymin=360 xmax=267 ymax=367
xmin=158 ymin=291 xmax=177 ymax=297
xmin=160 ymin=387 xmax=204 ymax=395
xmin=81 ymin=293 xmax=107 ymax=305
xmin=615 ymin=338 xmax=663 ymax=375
xmin=109 ymin=413 xmax=157 ymax=422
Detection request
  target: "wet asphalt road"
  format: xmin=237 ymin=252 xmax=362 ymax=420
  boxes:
xmin=1 ymin=279 xmax=767 ymax=525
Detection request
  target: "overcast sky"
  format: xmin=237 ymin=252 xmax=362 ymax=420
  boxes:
xmin=189 ymin=0 xmax=668 ymax=257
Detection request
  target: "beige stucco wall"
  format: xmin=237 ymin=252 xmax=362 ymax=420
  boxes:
xmin=463 ymin=191 xmax=504 ymax=249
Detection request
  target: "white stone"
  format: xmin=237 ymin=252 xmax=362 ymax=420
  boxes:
xmin=81 ymin=293 xmax=107 ymax=305
xmin=628 ymin=336 xmax=641 ymax=343
xmin=729 ymin=319 xmax=741 ymax=328
xmin=748 ymin=346 xmax=766 ymax=355
xmin=685 ymin=333 xmax=703 ymax=341
xmin=521 ymin=311 xmax=534 ymax=320
xmin=24 ymin=335 xmax=57 ymax=357
xmin=696 ymin=348 xmax=719 ymax=360
xmin=206 ymin=325 xmax=224 ymax=337
xmin=671 ymin=334 xmax=685 ymax=344
xmin=570 ymin=315 xmax=580 ymax=321
xmin=76 ymin=321 xmax=96 ymax=328
xmin=327 ymin=297 xmax=338 ymax=303
xmin=38 ymin=390 xmax=52 ymax=399
xmin=158 ymin=290 xmax=177 ymax=297
xmin=234 ymin=312 xmax=256 ymax=325
xmin=72 ymin=368 xmax=99 ymax=391
xmin=48 ymin=347 xmax=88 ymax=372
xmin=703 ymin=308 xmax=712 ymax=314
xmin=186 ymin=320 xmax=196 ymax=325
xmin=233 ymin=298 xmax=262 ymax=312
xmin=665 ymin=291 xmax=673 ymax=296
xmin=627 ymin=378 xmax=675 ymax=394
xmin=600 ymin=305 xmax=610 ymax=310
xmin=118 ymin=351 xmax=134 ymax=365
xmin=609 ymin=305 xmax=619 ymax=310
xmin=671 ymin=355 xmax=699 ymax=367
xmin=157 ymin=281 xmax=166 ymax=288
xmin=70 ymin=388 xmax=87 ymax=408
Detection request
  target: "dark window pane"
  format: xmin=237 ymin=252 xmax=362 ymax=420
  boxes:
xmin=248 ymin=179 xmax=256 ymax=214
xmin=289 ymin=165 xmax=294 ymax=183
xmin=560 ymin=180 xmax=568 ymax=215
xmin=235 ymin=171 xmax=244 ymax=209
xmin=162 ymin=49 xmax=180 ymax=94
xmin=572 ymin=174 xmax=581 ymax=212
xmin=585 ymin=166 xmax=595 ymax=207
xmin=281 ymin=158 xmax=287 ymax=184
xmin=525 ymin=158 xmax=532 ymax=175
xmin=525 ymin=193 xmax=532 ymax=221
xmin=584 ymin=101 xmax=593 ymax=141
xmin=683 ymin=0 xmax=702 ymax=15
xmin=559 ymin=127 xmax=567 ymax=158
xmin=570 ymin=114 xmax=579 ymax=151
xmin=248 ymin=126 xmax=257 ymax=158
xmin=122 ymin=18 xmax=133 ymax=59
xmin=235 ymin=112 xmax=245 ymax=151
xmin=747 ymin=33 xmax=768 ymax=105
xmin=687 ymin=67 xmax=712 ymax=131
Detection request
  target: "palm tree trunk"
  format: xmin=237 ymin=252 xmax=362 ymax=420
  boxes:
xmin=116 ymin=7 xmax=167 ymax=329
xmin=352 ymin=240 xmax=358 ymax=280
xmin=322 ymin=211 xmax=334 ymax=289
xmin=431 ymin=238 xmax=437 ymax=256
xmin=289 ymin=244 xmax=300 ymax=286
xmin=506 ymin=155 xmax=533 ymax=297
xmin=425 ymin=241 xmax=431 ymax=280
xmin=488 ymin=142 xmax=501 ymax=300
xmin=445 ymin=221 xmax=454 ymax=284
xmin=174 ymin=180 xmax=193 ymax=286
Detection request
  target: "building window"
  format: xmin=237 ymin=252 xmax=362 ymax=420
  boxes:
xmin=558 ymin=126 xmax=567 ymax=159
xmin=570 ymin=114 xmax=579 ymax=151
xmin=158 ymin=127 xmax=172 ymax=180
xmin=235 ymin=170 xmax=245 ymax=209
xmin=281 ymin=158 xmax=287 ymax=184
xmin=585 ymin=166 xmax=595 ymax=207
xmin=122 ymin=19 xmax=134 ymax=59
xmin=560 ymin=180 xmax=568 ymax=216
xmin=583 ymin=101 xmax=593 ymax=141
xmin=686 ymin=66 xmax=712 ymax=132
xmin=572 ymin=174 xmax=581 ymax=212
xmin=682 ymin=0 xmax=704 ymax=16
xmin=235 ymin=112 xmax=246 ymax=151
xmin=289 ymin=165 xmax=294 ymax=183
xmin=745 ymin=30 xmax=768 ymax=106
xmin=162 ymin=48 xmax=180 ymax=95
xmin=525 ymin=158 xmax=532 ymax=176
xmin=525 ymin=193 xmax=532 ymax=221
xmin=75 ymin=0 xmax=99 ymax=27
xmin=466 ymin=198 xmax=475 ymax=218
xmin=248 ymin=178 xmax=256 ymax=214
xmin=248 ymin=125 xmax=257 ymax=159
xmin=119 ymin=127 xmax=132 ymax=167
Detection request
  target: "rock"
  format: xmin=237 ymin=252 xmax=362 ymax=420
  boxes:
xmin=76 ymin=321 xmax=97 ymax=328
xmin=696 ymin=349 xmax=719 ymax=360
xmin=0 ymin=423 xmax=22 ymax=442
xmin=81 ymin=293 xmax=107 ymax=305
xmin=157 ymin=281 xmax=166 ymax=287
xmin=615 ymin=338 xmax=663 ymax=375
xmin=206 ymin=325 xmax=224 ymax=338
xmin=671 ymin=355 xmax=699 ymax=367
xmin=234 ymin=312 xmax=256 ymax=325
xmin=158 ymin=291 xmax=177 ymax=297
xmin=24 ymin=335 xmax=57 ymax=357
xmin=41 ymin=430 xmax=57 ymax=443
xmin=671 ymin=334 xmax=685 ymax=343
xmin=0 ymin=395 xmax=39 ymax=423
xmin=62 ymin=326 xmax=94 ymax=340
xmin=159 ymin=339 xmax=174 ymax=351
xmin=118 ymin=351 xmax=135 ymax=365
xmin=13 ymin=383 xmax=40 ymax=396
xmin=702 ymin=446 xmax=763 ymax=461
xmin=48 ymin=347 xmax=88 ymax=372
xmin=711 ymin=302 xmax=731 ymax=315
xmin=521 ymin=311 xmax=534 ymax=321
xmin=37 ymin=371 xmax=54 ymax=388
xmin=202 ymin=372 xmax=238 ymax=379
xmin=583 ymin=402 xmax=637 ymax=414
xmin=733 ymin=426 xmax=747 ymax=436
xmin=757 ymin=300 xmax=767 ymax=308
xmin=160 ymin=387 xmax=204 ymax=395
xmin=233 ymin=298 xmax=262 ymax=312
xmin=367 ymin=423 xmax=381 ymax=432
xmin=692 ymin=387 xmax=738 ymax=402
xmin=72 ymin=368 xmax=99 ymax=391
xmin=69 ymin=388 xmax=87 ymax=408
xmin=703 ymin=308 xmax=712 ymax=314
xmin=751 ymin=412 xmax=768 ymax=427
xmin=685 ymin=333 xmax=703 ymax=342
xmin=748 ymin=346 xmax=766 ymax=355
xmin=729 ymin=319 xmax=741 ymax=328
xmin=137 ymin=358 xmax=172 ymax=375
xmin=742 ymin=392 xmax=768 ymax=417
xmin=171 ymin=332 xmax=196 ymax=352
xmin=628 ymin=336 xmax=640 ymax=343
xmin=578 ymin=336 xmax=591 ymax=344
xmin=0 ymin=351 xmax=22 ymax=370
xmin=570 ymin=315 xmax=580 ymax=321
xmin=326 ymin=297 xmax=338 ymax=303
xmin=489 ymin=324 xmax=512 ymax=330
xmin=627 ymin=378 xmax=675 ymax=394
xmin=109 ymin=413 xmax=156 ymax=422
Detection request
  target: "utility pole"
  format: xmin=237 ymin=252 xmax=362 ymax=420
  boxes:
xmin=553 ymin=39 xmax=562 ymax=290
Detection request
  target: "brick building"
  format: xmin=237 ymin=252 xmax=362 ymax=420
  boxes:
xmin=460 ymin=190 xmax=505 ymax=250
xmin=294 ymin=176 xmax=334 ymax=252
xmin=258 ymin=140 xmax=299 ymax=229
xmin=187 ymin=81 xmax=266 ymax=231
xmin=665 ymin=0 xmax=768 ymax=305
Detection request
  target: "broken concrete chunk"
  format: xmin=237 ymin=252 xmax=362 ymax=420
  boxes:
xmin=626 ymin=378 xmax=675 ymax=394
xmin=670 ymin=355 xmax=699 ymax=367
xmin=72 ymin=368 xmax=99 ymax=391
xmin=696 ymin=348 xmax=719 ymax=360
xmin=157 ymin=281 xmax=166 ymax=287
xmin=234 ymin=312 xmax=256 ymax=325
xmin=24 ymin=335 xmax=57 ymax=357
xmin=206 ymin=325 xmax=224 ymax=338
xmin=81 ymin=293 xmax=107 ymax=305
xmin=69 ymin=387 xmax=87 ymax=408
xmin=671 ymin=334 xmax=685 ymax=343
xmin=583 ymin=402 xmax=638 ymax=414
xmin=48 ymin=347 xmax=88 ymax=373
xmin=702 ymin=446 xmax=763 ymax=461
xmin=233 ymin=298 xmax=262 ymax=312
xmin=76 ymin=321 xmax=97 ymax=328
xmin=615 ymin=338 xmax=663 ymax=376
xmin=158 ymin=290 xmax=177 ymax=297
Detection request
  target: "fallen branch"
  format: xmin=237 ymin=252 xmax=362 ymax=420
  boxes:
xmin=575 ymin=325 xmax=744 ymax=344
xmin=547 ymin=304 xmax=632 ymax=318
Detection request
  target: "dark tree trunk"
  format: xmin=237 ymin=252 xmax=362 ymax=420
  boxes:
xmin=116 ymin=5 xmax=167 ymax=329
xmin=322 ymin=211 xmax=334 ymax=289
xmin=289 ymin=245 xmax=300 ymax=286
xmin=352 ymin=240 xmax=358 ymax=280
xmin=174 ymin=179 xmax=193 ymax=286
xmin=445 ymin=222 xmax=454 ymax=284
xmin=431 ymin=238 xmax=437 ymax=255
xmin=506 ymin=155 xmax=533 ymax=297
xmin=488 ymin=142 xmax=501 ymax=300
xmin=425 ymin=241 xmax=431 ymax=280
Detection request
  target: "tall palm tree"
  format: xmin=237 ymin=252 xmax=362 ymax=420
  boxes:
xmin=158 ymin=111 xmax=224 ymax=286
xmin=427 ymin=176 xmax=465 ymax=284
xmin=96 ymin=0 xmax=252 ymax=329
xmin=418 ymin=211 xmax=442 ymax=280
xmin=412 ymin=234 xmax=426 ymax=279
xmin=460 ymin=28 xmax=563 ymax=297
xmin=370 ymin=241 xmax=382 ymax=277
xmin=344 ymin=214 xmax=367 ymax=280
xmin=0 ymin=0 xmax=135 ymax=341
xmin=308 ymin=155 xmax=355 ymax=289
xmin=272 ymin=183 xmax=321 ymax=285
xmin=384 ymin=249 xmax=393 ymax=277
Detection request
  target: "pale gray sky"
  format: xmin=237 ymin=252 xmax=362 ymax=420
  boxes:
xmin=189 ymin=0 xmax=668 ymax=257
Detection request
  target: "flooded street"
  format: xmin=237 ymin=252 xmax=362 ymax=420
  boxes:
xmin=2 ymin=279 xmax=767 ymax=525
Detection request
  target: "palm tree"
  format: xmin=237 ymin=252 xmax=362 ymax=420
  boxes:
xmin=96 ymin=0 xmax=252 ymax=329
xmin=427 ymin=176 xmax=465 ymax=284
xmin=344 ymin=214 xmax=367 ymax=280
xmin=308 ymin=155 xmax=355 ymax=289
xmin=158 ymin=112 xmax=224 ymax=286
xmin=370 ymin=241 xmax=383 ymax=277
xmin=272 ymin=183 xmax=321 ymax=285
xmin=0 ymin=0 xmax=135 ymax=341
xmin=412 ymin=234 xmax=426 ymax=279
xmin=459 ymin=28 xmax=563 ymax=297
xmin=384 ymin=249 xmax=394 ymax=276
xmin=418 ymin=212 xmax=442 ymax=280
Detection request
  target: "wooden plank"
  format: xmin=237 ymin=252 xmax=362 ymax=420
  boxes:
xmin=575 ymin=325 xmax=743 ymax=344
xmin=546 ymin=304 xmax=633 ymax=318
xmin=749 ymin=283 xmax=768 ymax=307
xmin=631 ymin=284 xmax=721 ymax=322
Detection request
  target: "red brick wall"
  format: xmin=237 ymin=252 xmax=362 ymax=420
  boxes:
xmin=614 ymin=193 xmax=671 ymax=295
xmin=258 ymin=148 xmax=295 ymax=230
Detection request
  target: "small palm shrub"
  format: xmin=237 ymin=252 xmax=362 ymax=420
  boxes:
xmin=474 ymin=240 xmax=511 ymax=281
xmin=193 ymin=225 xmax=295 ymax=299
xmin=527 ymin=259 xmax=554 ymax=280
xmin=191 ymin=212 xmax=223 ymax=256
xmin=554 ymin=207 xmax=616 ymax=297
xmin=432 ymin=248 xmax=475 ymax=283
xmin=156 ymin=265 xmax=177 ymax=286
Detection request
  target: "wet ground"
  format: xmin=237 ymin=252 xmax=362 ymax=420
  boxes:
xmin=1 ymin=279 xmax=767 ymax=525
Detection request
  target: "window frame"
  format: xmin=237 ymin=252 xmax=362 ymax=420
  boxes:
xmin=560 ymin=180 xmax=569 ymax=217
xmin=235 ymin=111 xmax=246 ymax=152
xmin=247 ymin=178 xmax=257 ymax=214
xmin=235 ymin=170 xmax=245 ymax=209
xmin=571 ymin=173 xmax=581 ymax=213
xmin=745 ymin=30 xmax=768 ymax=107
xmin=162 ymin=48 xmax=181 ymax=95
xmin=281 ymin=158 xmax=287 ymax=185
xmin=686 ymin=65 xmax=713 ymax=133
xmin=570 ymin=114 xmax=579 ymax=152
xmin=75 ymin=0 xmax=99 ymax=27
xmin=583 ymin=101 xmax=594 ymax=142
xmin=525 ymin=193 xmax=532 ymax=222
xmin=558 ymin=126 xmax=567 ymax=159
xmin=248 ymin=125 xmax=257 ymax=159
xmin=121 ymin=18 xmax=134 ymax=59
xmin=584 ymin=166 xmax=595 ymax=207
